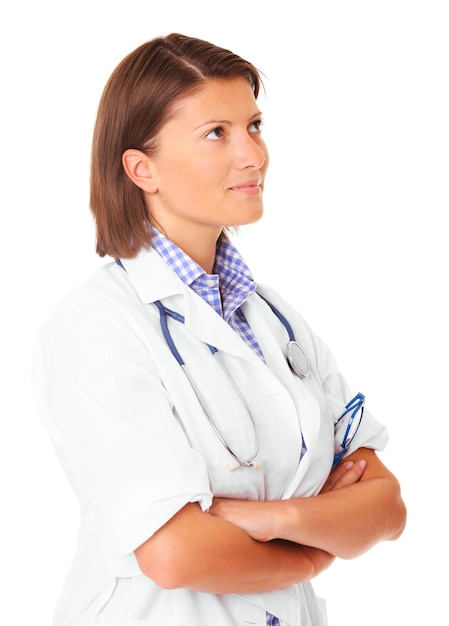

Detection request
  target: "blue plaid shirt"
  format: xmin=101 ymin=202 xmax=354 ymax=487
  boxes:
xmin=151 ymin=229 xmax=264 ymax=359
xmin=151 ymin=229 xmax=280 ymax=626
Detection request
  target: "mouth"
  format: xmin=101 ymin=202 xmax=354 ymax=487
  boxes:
xmin=229 ymin=180 xmax=262 ymax=194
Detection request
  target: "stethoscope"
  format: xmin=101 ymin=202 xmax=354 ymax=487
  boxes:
xmin=154 ymin=294 xmax=311 ymax=471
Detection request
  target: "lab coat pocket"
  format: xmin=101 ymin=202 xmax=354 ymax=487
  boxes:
xmin=94 ymin=575 xmax=174 ymax=624
xmin=94 ymin=577 xmax=130 ymax=623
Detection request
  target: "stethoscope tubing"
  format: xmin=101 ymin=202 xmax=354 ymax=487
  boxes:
xmin=257 ymin=294 xmax=311 ymax=379
xmin=153 ymin=294 xmax=312 ymax=469
xmin=154 ymin=300 xmax=260 ymax=469
xmin=154 ymin=296 xmax=365 ymax=471
xmin=119 ymin=261 xmax=312 ymax=469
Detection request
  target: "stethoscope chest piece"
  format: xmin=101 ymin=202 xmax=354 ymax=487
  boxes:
xmin=286 ymin=341 xmax=310 ymax=379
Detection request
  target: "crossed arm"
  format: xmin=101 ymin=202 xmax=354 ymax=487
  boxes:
xmin=135 ymin=500 xmax=335 ymax=593
xmin=134 ymin=448 xmax=406 ymax=593
xmin=210 ymin=448 xmax=407 ymax=559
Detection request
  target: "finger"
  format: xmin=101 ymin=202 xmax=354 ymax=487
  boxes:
xmin=321 ymin=461 xmax=354 ymax=492
xmin=332 ymin=459 xmax=367 ymax=491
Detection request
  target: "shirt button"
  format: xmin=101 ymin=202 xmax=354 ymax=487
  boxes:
xmin=206 ymin=279 xmax=216 ymax=288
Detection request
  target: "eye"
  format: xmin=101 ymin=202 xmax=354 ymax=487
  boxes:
xmin=249 ymin=119 xmax=264 ymax=133
xmin=205 ymin=126 xmax=225 ymax=140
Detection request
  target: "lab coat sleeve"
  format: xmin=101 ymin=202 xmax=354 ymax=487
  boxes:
xmin=32 ymin=287 xmax=213 ymax=559
xmin=308 ymin=325 xmax=389 ymax=455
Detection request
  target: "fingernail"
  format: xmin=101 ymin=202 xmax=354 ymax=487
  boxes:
xmin=344 ymin=461 xmax=354 ymax=470
xmin=358 ymin=460 xmax=367 ymax=469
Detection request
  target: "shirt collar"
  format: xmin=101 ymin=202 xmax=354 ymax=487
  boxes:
xmin=151 ymin=228 xmax=257 ymax=318
xmin=151 ymin=227 xmax=204 ymax=287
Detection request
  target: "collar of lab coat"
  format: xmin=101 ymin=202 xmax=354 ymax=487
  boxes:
xmin=118 ymin=247 xmax=264 ymax=367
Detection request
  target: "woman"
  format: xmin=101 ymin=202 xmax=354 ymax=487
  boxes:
xmin=32 ymin=33 xmax=406 ymax=626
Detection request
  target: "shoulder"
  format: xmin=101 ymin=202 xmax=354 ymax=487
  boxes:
xmin=34 ymin=262 xmax=147 ymax=350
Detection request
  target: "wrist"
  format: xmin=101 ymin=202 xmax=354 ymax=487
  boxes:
xmin=272 ymin=499 xmax=302 ymax=541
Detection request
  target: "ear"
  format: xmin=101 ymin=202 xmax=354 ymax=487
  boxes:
xmin=122 ymin=149 xmax=159 ymax=194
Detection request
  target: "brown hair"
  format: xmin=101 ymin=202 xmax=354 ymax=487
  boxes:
xmin=90 ymin=33 xmax=262 ymax=258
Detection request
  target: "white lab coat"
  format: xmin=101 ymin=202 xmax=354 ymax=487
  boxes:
xmin=32 ymin=246 xmax=388 ymax=626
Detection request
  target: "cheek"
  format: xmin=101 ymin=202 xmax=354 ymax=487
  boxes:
xmin=157 ymin=158 xmax=193 ymax=194
xmin=159 ymin=161 xmax=216 ymax=209
xmin=156 ymin=145 xmax=228 ymax=199
xmin=183 ymin=159 xmax=225 ymax=194
xmin=170 ymin=153 xmax=214 ymax=181
xmin=260 ymin=142 xmax=270 ymax=173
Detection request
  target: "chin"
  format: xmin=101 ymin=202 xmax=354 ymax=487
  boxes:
xmin=244 ymin=206 xmax=264 ymax=225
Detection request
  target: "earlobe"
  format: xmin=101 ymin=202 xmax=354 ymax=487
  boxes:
xmin=122 ymin=149 xmax=159 ymax=193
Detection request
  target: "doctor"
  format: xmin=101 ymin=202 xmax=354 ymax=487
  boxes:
xmin=32 ymin=33 xmax=406 ymax=626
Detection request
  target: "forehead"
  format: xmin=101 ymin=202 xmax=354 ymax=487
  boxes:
xmin=171 ymin=77 xmax=259 ymax=122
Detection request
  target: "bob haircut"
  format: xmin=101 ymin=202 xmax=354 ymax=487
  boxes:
xmin=90 ymin=33 xmax=263 ymax=258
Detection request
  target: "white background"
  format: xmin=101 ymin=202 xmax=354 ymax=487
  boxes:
xmin=1 ymin=1 xmax=448 ymax=624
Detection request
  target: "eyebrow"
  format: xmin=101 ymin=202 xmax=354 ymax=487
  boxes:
xmin=194 ymin=111 xmax=263 ymax=131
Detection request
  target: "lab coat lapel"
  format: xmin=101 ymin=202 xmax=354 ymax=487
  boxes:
xmin=119 ymin=246 xmax=182 ymax=302
xmin=243 ymin=293 xmax=322 ymax=495
xmin=182 ymin=291 xmax=264 ymax=366
xmin=119 ymin=247 xmax=264 ymax=367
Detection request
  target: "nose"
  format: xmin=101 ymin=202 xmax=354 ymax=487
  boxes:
xmin=235 ymin=133 xmax=268 ymax=171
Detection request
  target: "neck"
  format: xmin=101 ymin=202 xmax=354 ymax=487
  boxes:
xmin=151 ymin=221 xmax=221 ymax=274
xmin=185 ymin=243 xmax=217 ymax=274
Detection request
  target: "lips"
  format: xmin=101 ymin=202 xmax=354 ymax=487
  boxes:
xmin=229 ymin=180 xmax=262 ymax=193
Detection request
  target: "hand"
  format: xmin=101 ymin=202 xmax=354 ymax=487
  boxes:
xmin=209 ymin=498 xmax=280 ymax=542
xmin=210 ymin=460 xmax=368 ymax=542
xmin=319 ymin=459 xmax=367 ymax=494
